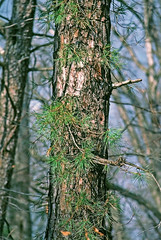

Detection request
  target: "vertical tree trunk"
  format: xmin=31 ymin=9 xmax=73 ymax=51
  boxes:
xmin=0 ymin=0 xmax=36 ymax=236
xmin=7 ymin=82 xmax=32 ymax=239
xmin=45 ymin=1 xmax=112 ymax=239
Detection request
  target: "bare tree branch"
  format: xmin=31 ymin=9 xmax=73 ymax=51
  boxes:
xmin=110 ymin=100 xmax=161 ymax=114
xmin=112 ymin=79 xmax=142 ymax=89
xmin=106 ymin=182 xmax=161 ymax=220
xmin=0 ymin=14 xmax=10 ymax=22
xmin=0 ymin=0 xmax=5 ymax=8
xmin=116 ymin=0 xmax=144 ymax=25
xmin=113 ymin=28 xmax=147 ymax=72
xmin=93 ymin=155 xmax=161 ymax=192
xmin=28 ymin=67 xmax=53 ymax=72
xmin=30 ymin=41 xmax=54 ymax=53
xmin=0 ymin=61 xmax=4 ymax=67
xmin=0 ymin=188 xmax=40 ymax=197
xmin=33 ymin=32 xmax=54 ymax=39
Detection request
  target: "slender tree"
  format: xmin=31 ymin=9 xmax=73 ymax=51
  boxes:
xmin=108 ymin=0 xmax=161 ymax=238
xmin=0 ymin=0 xmax=36 ymax=236
xmin=7 ymin=82 xmax=32 ymax=240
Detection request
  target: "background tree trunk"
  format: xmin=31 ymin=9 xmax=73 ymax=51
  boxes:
xmin=0 ymin=0 xmax=36 ymax=236
xmin=109 ymin=0 xmax=161 ymax=238
xmin=7 ymin=82 xmax=32 ymax=239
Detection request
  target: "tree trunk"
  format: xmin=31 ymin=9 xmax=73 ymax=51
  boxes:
xmin=0 ymin=0 xmax=36 ymax=236
xmin=45 ymin=1 xmax=112 ymax=239
xmin=7 ymin=82 xmax=32 ymax=239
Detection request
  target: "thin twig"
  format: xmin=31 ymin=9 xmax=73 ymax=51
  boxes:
xmin=110 ymin=100 xmax=161 ymax=114
xmin=112 ymin=79 xmax=142 ymax=89
xmin=28 ymin=67 xmax=53 ymax=72
xmin=92 ymin=155 xmax=161 ymax=192
xmin=67 ymin=125 xmax=83 ymax=152
xmin=0 ymin=188 xmax=41 ymax=197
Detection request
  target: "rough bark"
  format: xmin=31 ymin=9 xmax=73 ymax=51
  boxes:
xmin=45 ymin=0 xmax=112 ymax=239
xmin=0 ymin=0 xmax=36 ymax=236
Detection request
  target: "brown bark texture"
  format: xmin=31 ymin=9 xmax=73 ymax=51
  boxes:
xmin=45 ymin=0 xmax=112 ymax=239
xmin=0 ymin=0 xmax=36 ymax=236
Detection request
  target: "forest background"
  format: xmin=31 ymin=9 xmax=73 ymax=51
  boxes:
xmin=0 ymin=0 xmax=161 ymax=239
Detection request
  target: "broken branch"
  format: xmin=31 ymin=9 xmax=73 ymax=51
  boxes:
xmin=112 ymin=79 xmax=142 ymax=89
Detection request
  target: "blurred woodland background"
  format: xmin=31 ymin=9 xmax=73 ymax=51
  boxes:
xmin=0 ymin=0 xmax=161 ymax=239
